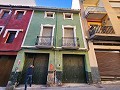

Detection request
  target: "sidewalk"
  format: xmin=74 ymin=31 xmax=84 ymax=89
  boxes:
xmin=14 ymin=84 xmax=103 ymax=90
xmin=14 ymin=83 xmax=120 ymax=90
xmin=1 ymin=83 xmax=120 ymax=90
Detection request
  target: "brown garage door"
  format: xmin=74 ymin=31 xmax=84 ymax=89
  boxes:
xmin=62 ymin=54 xmax=86 ymax=83
xmin=0 ymin=55 xmax=16 ymax=86
xmin=95 ymin=51 xmax=120 ymax=78
xmin=20 ymin=53 xmax=49 ymax=84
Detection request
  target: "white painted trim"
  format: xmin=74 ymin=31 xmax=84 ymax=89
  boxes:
xmin=21 ymin=46 xmax=87 ymax=50
xmin=40 ymin=24 xmax=55 ymax=46
xmin=62 ymin=25 xmax=76 ymax=37
xmin=14 ymin=10 xmax=26 ymax=15
xmin=79 ymin=13 xmax=87 ymax=49
xmin=44 ymin=12 xmax=55 ymax=19
xmin=63 ymin=13 xmax=73 ymax=20
xmin=0 ymin=9 xmax=12 ymax=14
xmin=3 ymin=29 xmax=22 ymax=38
xmin=0 ymin=9 xmax=2 ymax=14
xmin=22 ymin=46 xmax=36 ymax=48
xmin=21 ymin=10 xmax=34 ymax=47
xmin=0 ymin=26 xmax=5 ymax=35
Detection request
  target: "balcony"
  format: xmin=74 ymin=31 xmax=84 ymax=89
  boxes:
xmin=89 ymin=25 xmax=120 ymax=41
xmin=35 ymin=36 xmax=54 ymax=48
xmin=85 ymin=7 xmax=106 ymax=21
xmin=62 ymin=37 xmax=80 ymax=49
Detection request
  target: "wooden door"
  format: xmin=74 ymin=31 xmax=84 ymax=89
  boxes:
xmin=62 ymin=54 xmax=86 ymax=83
xmin=21 ymin=53 xmax=49 ymax=84
xmin=33 ymin=53 xmax=49 ymax=84
xmin=0 ymin=55 xmax=15 ymax=86
xmin=20 ymin=53 xmax=35 ymax=84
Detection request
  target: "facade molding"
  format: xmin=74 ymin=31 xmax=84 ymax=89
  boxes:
xmin=3 ymin=29 xmax=22 ymax=38
xmin=21 ymin=10 xmax=34 ymax=47
xmin=44 ymin=11 xmax=55 ymax=19
xmin=62 ymin=25 xmax=76 ymax=38
xmin=0 ymin=26 xmax=5 ymax=35
xmin=14 ymin=10 xmax=26 ymax=15
xmin=63 ymin=13 xmax=73 ymax=20
xmin=79 ymin=13 xmax=88 ymax=49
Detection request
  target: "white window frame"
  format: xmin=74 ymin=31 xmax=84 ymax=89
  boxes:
xmin=63 ymin=13 xmax=73 ymax=20
xmin=40 ymin=24 xmax=55 ymax=45
xmin=44 ymin=12 xmax=55 ymax=19
xmin=3 ymin=29 xmax=23 ymax=38
xmin=0 ymin=9 xmax=12 ymax=18
xmin=14 ymin=10 xmax=26 ymax=15
xmin=62 ymin=25 xmax=77 ymax=46
xmin=0 ymin=9 xmax=12 ymax=14
xmin=0 ymin=26 xmax=4 ymax=35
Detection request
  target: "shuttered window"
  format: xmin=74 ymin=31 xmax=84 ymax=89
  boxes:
xmin=42 ymin=27 xmax=53 ymax=36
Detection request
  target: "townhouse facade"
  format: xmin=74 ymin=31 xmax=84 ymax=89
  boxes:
xmin=12 ymin=7 xmax=92 ymax=85
xmin=1 ymin=0 xmax=120 ymax=87
xmin=0 ymin=5 xmax=32 ymax=86
xmin=80 ymin=0 xmax=120 ymax=83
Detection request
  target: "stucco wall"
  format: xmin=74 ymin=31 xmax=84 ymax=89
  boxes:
xmin=23 ymin=10 xmax=85 ymax=48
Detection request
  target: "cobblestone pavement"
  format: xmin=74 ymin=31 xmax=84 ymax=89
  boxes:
xmin=1 ymin=84 xmax=120 ymax=90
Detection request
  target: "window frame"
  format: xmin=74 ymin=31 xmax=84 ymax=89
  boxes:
xmin=0 ymin=26 xmax=4 ymax=35
xmin=14 ymin=10 xmax=26 ymax=20
xmin=63 ymin=13 xmax=73 ymax=20
xmin=62 ymin=25 xmax=77 ymax=46
xmin=0 ymin=9 xmax=11 ymax=19
xmin=5 ymin=31 xmax=17 ymax=43
xmin=40 ymin=24 xmax=55 ymax=45
xmin=3 ymin=29 xmax=23 ymax=38
xmin=44 ymin=12 xmax=55 ymax=19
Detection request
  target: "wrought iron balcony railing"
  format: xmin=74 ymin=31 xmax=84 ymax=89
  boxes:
xmin=62 ymin=37 xmax=80 ymax=49
xmin=35 ymin=36 xmax=54 ymax=48
xmin=89 ymin=25 xmax=115 ymax=36
xmin=85 ymin=6 xmax=106 ymax=16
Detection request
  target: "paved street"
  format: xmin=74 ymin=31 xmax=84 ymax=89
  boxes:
xmin=2 ymin=83 xmax=120 ymax=90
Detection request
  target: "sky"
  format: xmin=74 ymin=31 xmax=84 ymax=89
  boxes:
xmin=36 ymin=0 xmax=72 ymax=8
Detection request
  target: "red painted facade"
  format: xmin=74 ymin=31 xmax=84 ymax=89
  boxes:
xmin=0 ymin=7 xmax=32 ymax=53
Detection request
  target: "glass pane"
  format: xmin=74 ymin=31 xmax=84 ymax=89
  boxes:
xmin=6 ymin=31 xmax=16 ymax=43
xmin=2 ymin=11 xmax=9 ymax=18
xmin=16 ymin=11 xmax=24 ymax=19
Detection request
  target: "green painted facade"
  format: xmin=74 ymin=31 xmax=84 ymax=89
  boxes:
xmin=24 ymin=10 xmax=84 ymax=48
xmin=11 ymin=9 xmax=92 ymax=85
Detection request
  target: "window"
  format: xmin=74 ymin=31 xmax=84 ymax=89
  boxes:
xmin=62 ymin=25 xmax=77 ymax=47
xmin=63 ymin=13 xmax=73 ymax=20
xmin=1 ymin=11 xmax=9 ymax=19
xmin=14 ymin=10 xmax=26 ymax=20
xmin=16 ymin=11 xmax=24 ymax=19
xmin=37 ymin=24 xmax=55 ymax=46
xmin=3 ymin=29 xmax=23 ymax=43
xmin=6 ymin=31 xmax=17 ymax=43
xmin=44 ymin=12 xmax=55 ymax=18
xmin=0 ymin=26 xmax=4 ymax=35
